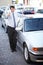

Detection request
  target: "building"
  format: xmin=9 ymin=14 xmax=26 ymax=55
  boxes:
xmin=0 ymin=0 xmax=43 ymax=7
xmin=23 ymin=0 xmax=43 ymax=7
xmin=0 ymin=0 xmax=12 ymax=6
xmin=17 ymin=0 xmax=23 ymax=4
xmin=23 ymin=0 xmax=30 ymax=5
xmin=30 ymin=0 xmax=42 ymax=7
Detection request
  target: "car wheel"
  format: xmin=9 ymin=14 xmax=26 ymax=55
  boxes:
xmin=23 ymin=44 xmax=30 ymax=63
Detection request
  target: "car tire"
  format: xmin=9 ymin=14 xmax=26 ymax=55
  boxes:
xmin=23 ymin=44 xmax=30 ymax=63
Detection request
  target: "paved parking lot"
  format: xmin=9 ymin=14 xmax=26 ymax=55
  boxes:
xmin=0 ymin=19 xmax=43 ymax=65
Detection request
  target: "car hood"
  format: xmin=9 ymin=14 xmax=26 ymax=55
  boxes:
xmin=23 ymin=31 xmax=43 ymax=47
xmin=34 ymin=13 xmax=43 ymax=18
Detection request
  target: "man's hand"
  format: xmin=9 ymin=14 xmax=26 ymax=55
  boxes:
xmin=7 ymin=12 xmax=11 ymax=16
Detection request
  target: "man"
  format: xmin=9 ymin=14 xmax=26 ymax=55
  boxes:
xmin=7 ymin=5 xmax=19 ymax=52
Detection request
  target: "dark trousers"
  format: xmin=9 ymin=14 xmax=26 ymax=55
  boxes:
xmin=7 ymin=26 xmax=17 ymax=51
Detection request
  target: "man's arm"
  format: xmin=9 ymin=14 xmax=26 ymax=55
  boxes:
xmin=15 ymin=12 xmax=20 ymax=27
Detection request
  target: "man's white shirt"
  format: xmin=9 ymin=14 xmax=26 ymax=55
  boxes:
xmin=6 ymin=11 xmax=19 ymax=28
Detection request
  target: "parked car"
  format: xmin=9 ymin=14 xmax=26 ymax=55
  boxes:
xmin=2 ymin=14 xmax=8 ymax=33
xmin=0 ymin=6 xmax=6 ymax=11
xmin=0 ymin=10 xmax=3 ymax=17
xmin=3 ymin=6 xmax=10 ymax=15
xmin=1 ymin=6 xmax=10 ymax=33
xmin=15 ymin=4 xmax=24 ymax=18
xmin=0 ymin=6 xmax=7 ymax=17
xmin=23 ymin=6 xmax=37 ymax=15
xmin=2 ymin=17 xmax=8 ymax=33
xmin=37 ymin=9 xmax=43 ymax=13
xmin=23 ymin=8 xmax=35 ymax=14
xmin=16 ymin=7 xmax=23 ymax=14
xmin=16 ymin=15 xmax=43 ymax=63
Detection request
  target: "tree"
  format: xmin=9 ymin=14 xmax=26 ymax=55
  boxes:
xmin=16 ymin=0 xmax=18 ymax=4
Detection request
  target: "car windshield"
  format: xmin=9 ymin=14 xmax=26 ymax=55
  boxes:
xmin=24 ymin=18 xmax=43 ymax=32
xmin=37 ymin=9 xmax=43 ymax=13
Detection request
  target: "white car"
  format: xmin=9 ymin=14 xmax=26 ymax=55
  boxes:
xmin=2 ymin=6 xmax=10 ymax=17
xmin=16 ymin=15 xmax=43 ymax=63
xmin=23 ymin=5 xmax=38 ymax=13
xmin=2 ymin=13 xmax=8 ymax=33
xmin=2 ymin=17 xmax=8 ymax=33
xmin=15 ymin=4 xmax=24 ymax=18
xmin=36 ymin=7 xmax=43 ymax=16
xmin=1 ymin=6 xmax=10 ymax=33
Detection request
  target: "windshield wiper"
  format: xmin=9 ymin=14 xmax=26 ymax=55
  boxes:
xmin=26 ymin=29 xmax=43 ymax=32
xmin=26 ymin=30 xmax=36 ymax=32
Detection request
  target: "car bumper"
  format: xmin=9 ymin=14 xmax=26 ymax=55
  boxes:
xmin=29 ymin=52 xmax=43 ymax=62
